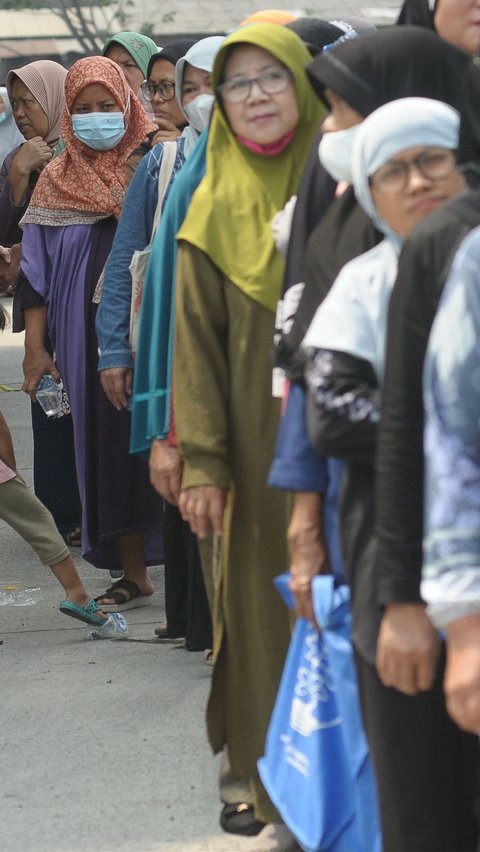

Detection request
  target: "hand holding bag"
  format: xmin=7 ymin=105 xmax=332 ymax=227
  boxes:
xmin=258 ymin=574 xmax=382 ymax=852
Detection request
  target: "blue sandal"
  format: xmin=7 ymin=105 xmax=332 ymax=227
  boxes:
xmin=59 ymin=598 xmax=107 ymax=627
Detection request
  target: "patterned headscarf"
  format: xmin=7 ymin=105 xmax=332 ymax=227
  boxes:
xmin=102 ymin=31 xmax=158 ymax=78
xmin=6 ymin=60 xmax=67 ymax=147
xmin=22 ymin=56 xmax=155 ymax=226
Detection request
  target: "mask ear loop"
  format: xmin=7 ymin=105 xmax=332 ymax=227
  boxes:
xmin=123 ymin=91 xmax=131 ymax=121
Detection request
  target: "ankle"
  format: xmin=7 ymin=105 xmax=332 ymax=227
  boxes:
xmin=65 ymin=588 xmax=90 ymax=606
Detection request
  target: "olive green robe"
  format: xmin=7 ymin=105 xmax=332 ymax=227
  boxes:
xmin=174 ymin=242 xmax=291 ymax=821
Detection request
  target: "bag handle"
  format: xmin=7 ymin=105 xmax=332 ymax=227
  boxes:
xmin=151 ymin=140 xmax=177 ymax=241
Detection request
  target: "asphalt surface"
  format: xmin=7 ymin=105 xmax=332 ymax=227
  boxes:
xmin=0 ymin=297 xmax=252 ymax=852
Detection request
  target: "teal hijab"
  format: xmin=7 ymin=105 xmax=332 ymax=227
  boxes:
xmin=130 ymin=131 xmax=209 ymax=453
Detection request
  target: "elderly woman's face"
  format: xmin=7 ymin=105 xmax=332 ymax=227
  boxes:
xmin=221 ymin=44 xmax=299 ymax=145
xmin=10 ymin=78 xmax=49 ymax=140
xmin=370 ymin=144 xmax=467 ymax=237
xmin=104 ymin=44 xmax=144 ymax=92
xmin=435 ymin=0 xmax=480 ymax=56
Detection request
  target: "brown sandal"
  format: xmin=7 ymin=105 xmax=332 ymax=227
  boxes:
xmin=94 ymin=579 xmax=152 ymax=612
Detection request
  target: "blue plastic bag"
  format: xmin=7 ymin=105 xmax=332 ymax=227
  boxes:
xmin=258 ymin=574 xmax=382 ymax=852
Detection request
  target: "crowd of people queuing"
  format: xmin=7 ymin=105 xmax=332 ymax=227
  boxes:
xmin=1 ymin=0 xmax=480 ymax=848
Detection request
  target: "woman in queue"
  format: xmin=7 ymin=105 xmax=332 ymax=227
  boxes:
xmin=0 ymin=60 xmax=82 ymax=548
xmin=18 ymin=57 xmax=164 ymax=593
xmin=173 ymin=23 xmax=323 ymax=831
xmin=303 ymin=98 xmax=478 ymax=852
xmin=95 ymin=37 xmax=222 ymax=621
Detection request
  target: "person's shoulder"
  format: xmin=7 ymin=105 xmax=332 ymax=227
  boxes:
xmin=447 ymin=223 xmax=480 ymax=284
xmin=337 ymin=239 xmax=390 ymax=283
xmin=407 ymin=189 xmax=480 ymax=250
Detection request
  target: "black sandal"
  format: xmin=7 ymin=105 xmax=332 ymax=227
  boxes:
xmin=220 ymin=802 xmax=265 ymax=836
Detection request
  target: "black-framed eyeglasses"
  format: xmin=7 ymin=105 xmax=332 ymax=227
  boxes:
xmin=216 ymin=68 xmax=293 ymax=104
xmin=370 ymin=148 xmax=457 ymax=195
xmin=140 ymin=79 xmax=176 ymax=102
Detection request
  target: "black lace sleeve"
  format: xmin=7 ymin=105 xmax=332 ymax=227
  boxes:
xmin=305 ymin=347 xmax=379 ymax=465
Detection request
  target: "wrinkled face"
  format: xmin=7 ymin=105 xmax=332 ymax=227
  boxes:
xmin=435 ymin=0 xmax=480 ymax=56
xmin=221 ymin=44 xmax=299 ymax=145
xmin=148 ymin=58 xmax=186 ymax=127
xmin=321 ymin=87 xmax=363 ymax=132
xmin=10 ymin=77 xmax=49 ymax=140
xmin=70 ymin=83 xmax=122 ymax=114
xmin=370 ymin=144 xmax=467 ymax=237
xmin=181 ymin=63 xmax=213 ymax=105
xmin=104 ymin=44 xmax=144 ymax=92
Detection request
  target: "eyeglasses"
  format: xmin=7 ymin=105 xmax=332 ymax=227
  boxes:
xmin=140 ymin=80 xmax=175 ymax=102
xmin=370 ymin=148 xmax=457 ymax=195
xmin=216 ymin=68 xmax=293 ymax=104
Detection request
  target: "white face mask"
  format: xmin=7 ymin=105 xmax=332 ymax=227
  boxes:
xmin=183 ymin=93 xmax=215 ymax=133
xmin=318 ymin=124 xmax=361 ymax=183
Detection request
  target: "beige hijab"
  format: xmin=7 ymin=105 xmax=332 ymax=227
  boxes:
xmin=7 ymin=60 xmax=67 ymax=146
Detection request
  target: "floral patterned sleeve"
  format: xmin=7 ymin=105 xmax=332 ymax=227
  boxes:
xmin=305 ymin=347 xmax=380 ymax=466
xmin=422 ymin=226 xmax=480 ymax=629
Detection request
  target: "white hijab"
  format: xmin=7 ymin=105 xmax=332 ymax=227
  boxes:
xmin=304 ymin=97 xmax=460 ymax=382
xmin=0 ymin=87 xmax=23 ymax=169
xmin=176 ymin=36 xmax=224 ymax=158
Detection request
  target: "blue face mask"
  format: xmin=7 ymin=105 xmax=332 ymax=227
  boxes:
xmin=71 ymin=110 xmax=126 ymax=151
xmin=0 ymin=110 xmax=7 ymax=125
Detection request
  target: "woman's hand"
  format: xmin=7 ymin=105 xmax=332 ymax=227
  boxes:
xmin=99 ymin=367 xmax=132 ymax=410
xmin=151 ymin=119 xmax=182 ymax=144
xmin=9 ymin=138 xmax=53 ymax=205
xmin=445 ymin=614 xmax=480 ymax=733
xmin=287 ymin=492 xmax=328 ymax=626
xmin=0 ymin=243 xmax=21 ymax=292
xmin=12 ymin=137 xmax=53 ymax=175
xmin=178 ymin=485 xmax=227 ymax=540
xmin=376 ymin=603 xmax=440 ymax=695
xmin=22 ymin=346 xmax=59 ymax=400
xmin=149 ymin=439 xmax=183 ymax=505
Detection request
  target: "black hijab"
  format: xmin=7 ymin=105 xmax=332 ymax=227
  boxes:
xmin=275 ymin=19 xmax=368 ymax=362
xmin=146 ymin=38 xmax=197 ymax=78
xmin=396 ymin=0 xmax=436 ymax=27
xmin=307 ymin=26 xmax=474 ymax=118
xmin=277 ymin=26 xmax=480 ymax=378
xmin=286 ymin=18 xmax=346 ymax=57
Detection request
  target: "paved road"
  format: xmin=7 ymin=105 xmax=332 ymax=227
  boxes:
xmin=0 ymin=298 xmax=252 ymax=852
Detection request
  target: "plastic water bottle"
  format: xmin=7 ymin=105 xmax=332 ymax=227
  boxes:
xmin=36 ymin=374 xmax=62 ymax=418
